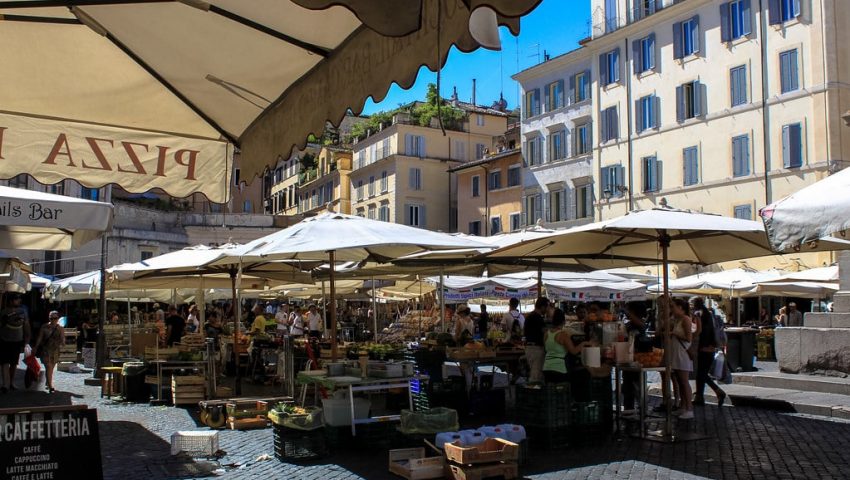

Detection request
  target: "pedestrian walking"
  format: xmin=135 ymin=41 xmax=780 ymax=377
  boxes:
xmin=32 ymin=310 xmax=64 ymax=393
xmin=0 ymin=293 xmax=30 ymax=393
xmin=690 ymin=297 xmax=727 ymax=407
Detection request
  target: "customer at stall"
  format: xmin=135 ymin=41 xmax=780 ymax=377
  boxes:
xmin=186 ymin=304 xmax=200 ymax=333
xmin=670 ymin=298 xmax=695 ymax=419
xmin=248 ymin=304 xmax=268 ymax=335
xmin=289 ymin=307 xmax=305 ymax=337
xmin=164 ymin=305 xmax=186 ymax=346
xmin=524 ymin=297 xmax=549 ymax=383
xmin=621 ymin=302 xmax=648 ymax=413
xmin=477 ymin=304 xmax=489 ymax=339
xmin=502 ymin=298 xmax=524 ymax=341
xmin=543 ymin=307 xmax=590 ymax=384
xmin=774 ymin=306 xmax=787 ymax=327
xmin=454 ymin=306 xmax=475 ymax=345
xmin=275 ymin=303 xmax=290 ymax=335
xmin=691 ymin=296 xmax=727 ymax=407
xmin=786 ymin=302 xmax=803 ymax=327
xmin=306 ymin=304 xmax=323 ymax=338
xmin=33 ymin=310 xmax=64 ymax=393
xmin=0 ymin=294 xmax=30 ymax=393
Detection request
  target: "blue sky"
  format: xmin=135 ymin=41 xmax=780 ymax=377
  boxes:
xmin=361 ymin=0 xmax=591 ymax=115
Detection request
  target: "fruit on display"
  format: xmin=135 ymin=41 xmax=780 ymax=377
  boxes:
xmin=634 ymin=348 xmax=664 ymax=367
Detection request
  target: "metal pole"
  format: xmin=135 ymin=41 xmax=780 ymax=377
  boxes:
xmin=439 ymin=267 xmax=446 ymax=333
xmin=321 ymin=281 xmax=326 ymax=336
xmin=94 ymin=229 xmax=109 ymax=378
xmin=372 ymin=276 xmax=378 ymax=342
xmin=235 ymin=261 xmax=243 ymax=395
xmin=230 ymin=266 xmax=241 ymax=396
xmin=537 ymin=259 xmax=543 ymax=295
xmin=330 ymin=250 xmax=338 ymax=361
xmin=418 ymin=275 xmax=422 ymax=339
xmin=659 ymin=230 xmax=673 ymax=440
xmin=127 ymin=296 xmax=132 ymax=357
xmin=198 ymin=275 xmax=206 ymax=332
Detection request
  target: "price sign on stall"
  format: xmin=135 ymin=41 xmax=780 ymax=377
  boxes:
xmin=0 ymin=406 xmax=102 ymax=480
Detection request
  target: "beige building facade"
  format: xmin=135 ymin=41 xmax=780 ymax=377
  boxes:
xmin=297 ymin=147 xmax=353 ymax=215
xmin=585 ymin=0 xmax=850 ymax=271
xmin=452 ymin=149 xmax=524 ymax=236
xmin=349 ymin=103 xmax=509 ymax=232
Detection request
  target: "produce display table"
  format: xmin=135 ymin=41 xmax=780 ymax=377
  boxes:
xmin=445 ymin=352 xmax=525 ymax=393
xmin=297 ymin=372 xmax=423 ymax=436
xmin=614 ymin=365 xmax=665 ymax=438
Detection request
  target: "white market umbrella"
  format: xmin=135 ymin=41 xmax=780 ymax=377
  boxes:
xmin=0 ymin=1 xmax=539 ymax=200
xmin=211 ymin=212 xmax=491 ymax=359
xmin=761 ymin=168 xmax=850 ymax=251
xmin=753 ymin=265 xmax=839 ymax=298
xmin=0 ymin=186 xmax=112 ymax=251
xmin=647 ymin=268 xmax=783 ymax=298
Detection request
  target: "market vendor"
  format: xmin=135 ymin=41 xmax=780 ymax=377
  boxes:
xmin=248 ymin=305 xmax=269 ymax=335
xmin=544 ymin=307 xmax=591 ymax=384
xmin=453 ymin=305 xmax=475 ymax=345
xmin=524 ymin=297 xmax=549 ymax=383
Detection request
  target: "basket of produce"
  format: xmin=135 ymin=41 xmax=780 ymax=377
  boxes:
xmin=633 ymin=348 xmax=664 ymax=368
xmin=268 ymin=404 xmax=324 ymax=431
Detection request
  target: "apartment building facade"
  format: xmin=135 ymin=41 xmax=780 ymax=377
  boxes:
xmin=296 ymin=146 xmax=353 ymax=215
xmin=514 ymin=48 xmax=598 ymax=229
xmin=452 ymin=148 xmax=524 ymax=236
xmin=348 ymin=103 xmax=509 ymax=232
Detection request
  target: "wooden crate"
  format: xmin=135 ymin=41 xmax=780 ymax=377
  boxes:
xmin=172 ymin=375 xmax=205 ymax=386
xmin=446 ymin=462 xmax=518 ymax=480
xmin=227 ymin=416 xmax=269 ymax=430
xmin=388 ymin=448 xmax=445 ymax=480
xmin=444 ymin=438 xmax=519 ymax=465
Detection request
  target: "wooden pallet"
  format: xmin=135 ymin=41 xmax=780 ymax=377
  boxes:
xmin=227 ymin=416 xmax=269 ymax=430
xmin=446 ymin=462 xmax=518 ymax=480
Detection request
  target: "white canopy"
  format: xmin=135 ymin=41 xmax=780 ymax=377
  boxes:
xmin=752 ymin=265 xmax=839 ymax=298
xmin=45 ymin=270 xmax=178 ymax=302
xmin=761 ymin=168 xmax=850 ymax=251
xmin=647 ymin=268 xmax=783 ymax=297
xmin=0 ymin=186 xmax=113 ymax=251
xmin=545 ymin=279 xmax=647 ymax=302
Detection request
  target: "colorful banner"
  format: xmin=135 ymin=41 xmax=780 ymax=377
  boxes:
xmin=442 ymin=285 xmax=538 ymax=302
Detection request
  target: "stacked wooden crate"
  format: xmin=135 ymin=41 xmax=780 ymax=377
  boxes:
xmin=59 ymin=331 xmax=78 ymax=363
xmin=178 ymin=333 xmax=206 ymax=351
xmin=171 ymin=374 xmax=206 ymax=405
xmin=443 ymin=438 xmax=519 ymax=480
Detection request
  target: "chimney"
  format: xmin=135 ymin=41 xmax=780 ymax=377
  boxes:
xmin=472 ymin=78 xmax=477 ymax=105
xmin=451 ymin=86 xmax=459 ymax=102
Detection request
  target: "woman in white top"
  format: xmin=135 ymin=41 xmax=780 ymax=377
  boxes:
xmin=289 ymin=308 xmax=305 ymax=336
xmin=670 ymin=297 xmax=694 ymax=419
xmin=186 ymin=305 xmax=200 ymax=333
xmin=453 ymin=306 xmax=475 ymax=345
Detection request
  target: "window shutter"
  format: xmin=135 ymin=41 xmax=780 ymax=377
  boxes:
xmin=616 ymin=165 xmax=625 ymax=194
xmin=583 ymin=70 xmax=591 ymax=99
xmin=790 ymin=50 xmax=799 ymax=91
xmin=539 ymin=136 xmax=546 ymax=163
xmin=635 ymin=99 xmax=644 ymax=133
xmin=404 ymin=204 xmax=411 ymax=225
xmin=655 ymin=158 xmax=663 ymax=191
xmin=418 ymin=136 xmax=426 ymax=157
xmin=544 ymin=85 xmax=550 ymax=113
xmin=600 ymin=109 xmax=608 ymax=142
xmin=676 ymin=85 xmax=685 ymax=123
xmin=768 ymin=0 xmax=781 ymax=24
xmin=599 ymin=54 xmax=608 ymax=85
xmin=612 ymin=48 xmax=620 ymax=82
xmin=673 ymin=22 xmax=684 ymax=59
xmin=585 ymin=185 xmax=593 ymax=217
xmin=782 ymin=125 xmax=792 ymax=168
xmin=534 ymin=195 xmax=543 ymax=223
xmin=601 ymin=167 xmax=610 ymax=195
xmin=790 ymin=123 xmax=802 ymax=167
xmin=792 ymin=0 xmax=801 ymax=18
xmin=404 ymin=134 xmax=412 ymax=155
xmin=568 ymin=74 xmax=576 ymax=104
xmin=419 ymin=205 xmax=426 ymax=228
xmin=742 ymin=0 xmax=753 ymax=36
xmin=560 ymin=188 xmax=568 ymax=220
xmin=533 ymin=89 xmax=541 ymax=115
xmin=691 ymin=15 xmax=701 ymax=54
xmin=743 ymin=136 xmax=750 ymax=174
xmin=694 ymin=81 xmax=706 ymax=117
xmin=610 ymin=107 xmax=619 ymax=139
xmin=648 ymin=33 xmax=656 ymax=69
xmin=632 ymin=39 xmax=641 ymax=74
xmin=557 ymin=80 xmax=565 ymax=107
xmin=653 ymin=95 xmax=661 ymax=128
xmin=720 ymin=2 xmax=731 ymax=42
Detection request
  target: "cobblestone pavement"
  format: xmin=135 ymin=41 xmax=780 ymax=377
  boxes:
xmin=2 ymin=364 xmax=850 ymax=480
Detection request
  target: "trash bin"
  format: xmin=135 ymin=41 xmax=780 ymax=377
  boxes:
xmin=725 ymin=328 xmax=757 ymax=372
xmin=123 ymin=361 xmax=150 ymax=403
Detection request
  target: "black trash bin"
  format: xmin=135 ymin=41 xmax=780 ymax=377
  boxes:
xmin=122 ymin=362 xmax=150 ymax=403
xmin=725 ymin=328 xmax=757 ymax=372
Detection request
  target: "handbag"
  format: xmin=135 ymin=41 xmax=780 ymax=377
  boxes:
xmin=711 ymin=350 xmax=725 ymax=379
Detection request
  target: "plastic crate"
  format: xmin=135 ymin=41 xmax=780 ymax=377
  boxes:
xmin=514 ymin=383 xmax=571 ymax=427
xmin=570 ymin=401 xmax=600 ymax=426
xmin=273 ymin=424 xmax=327 ymax=461
xmin=170 ymin=430 xmax=219 ymax=457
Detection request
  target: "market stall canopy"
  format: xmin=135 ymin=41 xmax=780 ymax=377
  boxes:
xmin=0 ymin=253 xmax=34 ymax=293
xmin=0 ymin=0 xmax=540 ymax=201
xmin=486 ymin=208 xmax=850 ymax=269
xmin=647 ymin=268 xmax=782 ymax=297
xmin=436 ymin=275 xmax=539 ymax=301
xmin=545 ymin=278 xmax=647 ymax=302
xmin=761 ymin=169 xmax=850 ymax=251
xmin=752 ymin=265 xmax=839 ymax=298
xmin=45 ymin=270 xmax=179 ymax=302
xmin=0 ymin=186 xmax=113 ymax=251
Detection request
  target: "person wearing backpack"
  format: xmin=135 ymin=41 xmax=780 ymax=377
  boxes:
xmin=690 ymin=296 xmax=727 ymax=407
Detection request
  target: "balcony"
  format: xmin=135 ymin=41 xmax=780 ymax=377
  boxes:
xmin=298 ymin=168 xmax=319 ymax=186
xmin=591 ymin=0 xmax=688 ymax=38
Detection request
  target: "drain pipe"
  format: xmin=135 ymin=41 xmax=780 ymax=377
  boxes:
xmin=759 ymin=0 xmax=772 ymax=205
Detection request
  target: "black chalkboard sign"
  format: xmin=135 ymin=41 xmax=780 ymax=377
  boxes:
xmin=0 ymin=406 xmax=102 ymax=480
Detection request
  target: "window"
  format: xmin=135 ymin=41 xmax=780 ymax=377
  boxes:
xmin=633 ymin=34 xmax=656 ymax=74
xmin=642 ymin=156 xmax=660 ymax=192
xmin=379 ymin=203 xmax=390 ymax=222
xmin=469 ymin=221 xmax=481 ymax=236
xmin=730 ymin=65 xmax=748 ymax=107
xmin=548 ymin=189 xmax=564 ymax=222
xmin=526 ymin=136 xmax=544 ymax=166
xmin=370 ymin=144 xmax=377 ymax=164
xmin=490 ymin=217 xmax=502 ymax=235
xmin=471 ymin=176 xmax=480 ymax=197
xmin=8 ymin=174 xmax=27 ymax=189
xmin=600 ymin=106 xmax=619 ymax=142
xmin=636 ymin=94 xmax=659 ymax=132
xmin=405 ymin=204 xmax=425 ymax=228
xmin=524 ymin=88 xmax=541 ymax=118
xmin=571 ymin=71 xmax=591 ymax=103
xmin=525 ymin=194 xmax=542 ymax=225
xmin=721 ymin=0 xmax=752 ymax=42
xmin=574 ymin=123 xmax=591 ymax=155
xmin=605 ymin=0 xmax=618 ymax=31
xmin=779 ymin=49 xmax=799 ymax=94
xmin=356 ymin=208 xmax=365 ymax=217
xmin=507 ymin=166 xmax=521 ymax=187
xmin=356 ymin=180 xmax=364 ymax=200
xmin=382 ymin=138 xmax=390 ymax=158
xmin=368 ymin=175 xmax=375 ymax=196
xmin=368 ymin=204 xmax=376 ymax=220
xmin=546 ymin=80 xmax=565 ymax=111
xmin=243 ymin=200 xmax=252 ymax=212
xmin=475 ymin=143 xmax=487 ymax=160
xmin=488 ymin=171 xmax=502 ymax=191
xmin=576 ymin=184 xmax=593 ymax=219
xmin=453 ymin=140 xmax=466 ymax=161
xmin=81 ymin=187 xmax=99 ymax=201
xmin=734 ymin=204 xmax=753 ymax=220
xmin=600 ymin=48 xmax=620 ymax=86
xmin=732 ymin=134 xmax=750 ymax=177
xmin=510 ymin=213 xmax=522 ymax=232
xmin=676 ymin=81 xmax=705 ymax=122
xmin=404 ymin=134 xmax=426 ymax=157
xmin=140 ymin=251 xmax=154 ymax=261
xmin=782 ymin=122 xmax=803 ymax=168
xmin=49 ymin=181 xmax=64 ymax=195
xmin=409 ymin=168 xmax=422 ymax=190
xmin=600 ymin=165 xmax=625 ymax=197
xmin=381 ymin=171 xmax=388 ymax=192
xmin=683 ymin=146 xmax=699 ymax=186
xmin=356 ymin=150 xmax=365 ymax=169
xmin=476 ymin=114 xmax=485 ymax=126
xmin=550 ymin=130 xmax=567 ymax=160
xmin=633 ymin=0 xmax=657 ymax=21
xmin=770 ymin=0 xmax=801 ymax=24
xmin=673 ymin=16 xmax=701 ymax=59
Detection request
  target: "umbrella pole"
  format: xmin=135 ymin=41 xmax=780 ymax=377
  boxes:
xmin=321 ymin=281 xmax=326 ymax=338
xmin=439 ymin=268 xmax=445 ymax=333
xmin=537 ymin=259 xmax=543 ymax=295
xmin=94 ymin=233 xmax=108 ymax=379
xmin=198 ymin=275 xmax=206 ymax=332
xmin=371 ymin=276 xmax=378 ymax=343
xmin=230 ymin=267 xmax=241 ymax=396
xmin=127 ymin=296 xmax=132 ymax=356
xmin=659 ymin=230 xmax=674 ymax=440
xmin=329 ymin=251 xmax=338 ymax=361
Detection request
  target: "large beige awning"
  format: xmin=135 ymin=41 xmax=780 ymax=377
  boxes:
xmin=0 ymin=0 xmax=540 ymax=201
